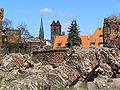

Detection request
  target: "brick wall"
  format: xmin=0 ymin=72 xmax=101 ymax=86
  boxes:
xmin=0 ymin=8 xmax=4 ymax=46
xmin=33 ymin=49 xmax=68 ymax=64
xmin=4 ymin=43 xmax=31 ymax=54
xmin=6 ymin=29 xmax=21 ymax=44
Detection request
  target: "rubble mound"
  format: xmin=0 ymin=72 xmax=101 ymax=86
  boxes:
xmin=0 ymin=47 xmax=120 ymax=89
xmin=0 ymin=53 xmax=34 ymax=72
xmin=0 ymin=53 xmax=79 ymax=89
xmin=66 ymin=46 xmax=120 ymax=81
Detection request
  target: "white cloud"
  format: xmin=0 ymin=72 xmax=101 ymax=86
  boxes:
xmin=59 ymin=13 xmax=73 ymax=17
xmin=40 ymin=8 xmax=53 ymax=13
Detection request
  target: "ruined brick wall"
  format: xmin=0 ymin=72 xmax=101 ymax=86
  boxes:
xmin=0 ymin=8 xmax=4 ymax=46
xmin=0 ymin=24 xmax=2 ymax=46
xmin=33 ymin=49 xmax=68 ymax=64
xmin=6 ymin=29 xmax=21 ymax=44
xmin=29 ymin=41 xmax=45 ymax=47
xmin=4 ymin=42 xmax=31 ymax=54
xmin=103 ymin=16 xmax=120 ymax=48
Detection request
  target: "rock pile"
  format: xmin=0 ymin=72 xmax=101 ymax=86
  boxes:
xmin=0 ymin=53 xmax=34 ymax=72
xmin=66 ymin=46 xmax=120 ymax=81
xmin=0 ymin=53 xmax=80 ymax=89
xmin=0 ymin=46 xmax=120 ymax=89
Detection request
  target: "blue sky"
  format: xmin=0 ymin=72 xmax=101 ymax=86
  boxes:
xmin=1 ymin=0 xmax=120 ymax=40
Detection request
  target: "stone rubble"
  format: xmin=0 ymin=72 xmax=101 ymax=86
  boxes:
xmin=0 ymin=53 xmax=79 ymax=89
xmin=0 ymin=46 xmax=120 ymax=89
xmin=66 ymin=46 xmax=120 ymax=81
xmin=0 ymin=53 xmax=34 ymax=72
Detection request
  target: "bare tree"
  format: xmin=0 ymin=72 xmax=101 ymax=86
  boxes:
xmin=2 ymin=18 xmax=31 ymax=38
xmin=2 ymin=18 xmax=13 ymax=30
xmin=17 ymin=23 xmax=31 ymax=38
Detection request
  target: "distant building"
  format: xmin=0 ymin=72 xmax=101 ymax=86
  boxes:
xmin=0 ymin=8 xmax=21 ymax=45
xmin=2 ymin=29 xmax=21 ymax=44
xmin=39 ymin=17 xmax=44 ymax=40
xmin=0 ymin=8 xmax=22 ymax=54
xmin=53 ymin=27 xmax=103 ymax=49
xmin=51 ymin=20 xmax=61 ymax=45
xmin=25 ymin=37 xmax=45 ymax=48
xmin=24 ymin=17 xmax=52 ymax=51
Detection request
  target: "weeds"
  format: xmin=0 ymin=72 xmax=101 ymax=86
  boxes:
xmin=79 ymin=82 xmax=87 ymax=89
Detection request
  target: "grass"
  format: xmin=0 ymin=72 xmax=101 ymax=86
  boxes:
xmin=107 ymin=78 xmax=113 ymax=82
xmin=79 ymin=82 xmax=87 ymax=89
xmin=51 ymin=84 xmax=76 ymax=90
xmin=4 ymin=79 xmax=13 ymax=84
xmin=0 ymin=79 xmax=1 ymax=84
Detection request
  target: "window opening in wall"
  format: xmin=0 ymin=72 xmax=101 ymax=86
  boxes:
xmin=100 ymin=35 xmax=103 ymax=38
xmin=57 ymin=43 xmax=61 ymax=46
xmin=91 ymin=43 xmax=95 ymax=46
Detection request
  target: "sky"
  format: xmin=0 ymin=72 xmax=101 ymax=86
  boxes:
xmin=1 ymin=0 xmax=120 ymax=40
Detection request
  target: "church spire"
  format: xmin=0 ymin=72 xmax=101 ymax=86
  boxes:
xmin=39 ymin=17 xmax=44 ymax=40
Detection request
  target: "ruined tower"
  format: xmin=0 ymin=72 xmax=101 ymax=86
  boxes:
xmin=39 ymin=17 xmax=44 ymax=40
xmin=0 ymin=8 xmax=4 ymax=46
xmin=51 ymin=20 xmax=61 ymax=45
xmin=103 ymin=16 xmax=120 ymax=48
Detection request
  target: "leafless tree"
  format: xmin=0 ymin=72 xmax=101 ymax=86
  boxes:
xmin=2 ymin=18 xmax=13 ymax=30
xmin=17 ymin=23 xmax=31 ymax=38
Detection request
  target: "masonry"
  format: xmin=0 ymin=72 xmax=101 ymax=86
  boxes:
xmin=103 ymin=16 xmax=120 ymax=49
xmin=32 ymin=49 xmax=68 ymax=64
xmin=0 ymin=8 xmax=4 ymax=46
xmin=0 ymin=8 xmax=23 ymax=54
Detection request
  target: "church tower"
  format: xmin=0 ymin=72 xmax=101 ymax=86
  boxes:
xmin=0 ymin=8 xmax=4 ymax=46
xmin=51 ymin=20 xmax=61 ymax=45
xmin=39 ymin=17 xmax=44 ymax=40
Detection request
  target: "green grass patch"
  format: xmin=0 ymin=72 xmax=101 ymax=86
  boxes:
xmin=51 ymin=84 xmax=76 ymax=90
xmin=4 ymin=79 xmax=13 ymax=84
xmin=79 ymin=82 xmax=87 ymax=89
xmin=0 ymin=79 xmax=2 ymax=84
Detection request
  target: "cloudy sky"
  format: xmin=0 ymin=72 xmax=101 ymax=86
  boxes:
xmin=1 ymin=0 xmax=120 ymax=39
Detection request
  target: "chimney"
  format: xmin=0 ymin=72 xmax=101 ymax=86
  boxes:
xmin=87 ymin=34 xmax=91 ymax=40
xmin=62 ymin=31 xmax=65 ymax=36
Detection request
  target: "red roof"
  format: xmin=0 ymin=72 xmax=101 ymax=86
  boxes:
xmin=53 ymin=27 xmax=103 ymax=49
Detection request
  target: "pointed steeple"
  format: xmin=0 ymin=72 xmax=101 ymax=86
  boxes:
xmin=39 ymin=17 xmax=44 ymax=40
xmin=39 ymin=17 xmax=44 ymax=34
